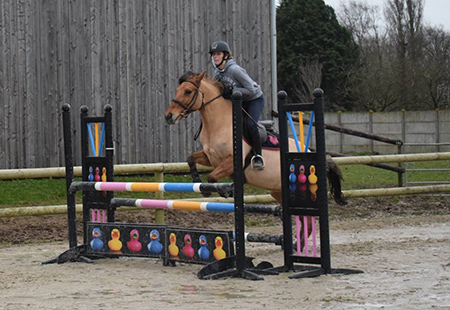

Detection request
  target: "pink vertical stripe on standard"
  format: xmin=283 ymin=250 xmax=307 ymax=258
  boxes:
xmin=296 ymin=216 xmax=301 ymax=255
xmin=91 ymin=209 xmax=95 ymax=222
xmin=312 ymin=217 xmax=317 ymax=257
xmin=97 ymin=210 xmax=101 ymax=222
xmin=137 ymin=199 xmax=171 ymax=209
xmin=303 ymin=216 xmax=309 ymax=256
xmin=102 ymin=210 xmax=106 ymax=223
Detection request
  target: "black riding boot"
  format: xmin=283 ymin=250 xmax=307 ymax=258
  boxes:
xmin=250 ymin=128 xmax=265 ymax=170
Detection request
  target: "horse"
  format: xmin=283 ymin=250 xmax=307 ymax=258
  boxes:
xmin=164 ymin=71 xmax=345 ymax=244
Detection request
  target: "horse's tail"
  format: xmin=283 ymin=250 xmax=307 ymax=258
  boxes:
xmin=326 ymin=156 xmax=347 ymax=205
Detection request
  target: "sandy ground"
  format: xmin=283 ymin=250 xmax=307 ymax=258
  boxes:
xmin=1 ymin=213 xmax=449 ymax=310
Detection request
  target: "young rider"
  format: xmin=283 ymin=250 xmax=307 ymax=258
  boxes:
xmin=209 ymin=41 xmax=265 ymax=170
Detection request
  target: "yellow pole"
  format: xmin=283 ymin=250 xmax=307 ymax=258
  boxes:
xmin=299 ymin=112 xmax=304 ymax=152
xmin=95 ymin=123 xmax=99 ymax=156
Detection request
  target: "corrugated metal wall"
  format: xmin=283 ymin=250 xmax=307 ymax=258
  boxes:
xmin=0 ymin=0 xmax=272 ymax=169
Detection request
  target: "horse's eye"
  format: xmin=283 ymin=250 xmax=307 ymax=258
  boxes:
xmin=185 ymin=90 xmax=192 ymax=95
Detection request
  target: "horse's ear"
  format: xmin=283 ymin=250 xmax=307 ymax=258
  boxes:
xmin=194 ymin=71 xmax=207 ymax=84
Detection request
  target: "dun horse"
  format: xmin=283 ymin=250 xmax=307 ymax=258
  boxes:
xmin=165 ymin=72 xmax=345 ymax=240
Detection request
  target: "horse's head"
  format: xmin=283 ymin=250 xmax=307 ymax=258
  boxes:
xmin=165 ymin=71 xmax=209 ymax=125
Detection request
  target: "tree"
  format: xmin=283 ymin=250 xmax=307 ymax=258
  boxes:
xmin=421 ymin=26 xmax=450 ymax=109
xmin=384 ymin=0 xmax=425 ymax=109
xmin=338 ymin=0 xmax=450 ymax=111
xmin=339 ymin=1 xmax=401 ymax=111
xmin=277 ymin=0 xmax=359 ymax=110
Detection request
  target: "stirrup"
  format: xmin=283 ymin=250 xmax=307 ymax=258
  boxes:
xmin=251 ymin=155 xmax=265 ymax=170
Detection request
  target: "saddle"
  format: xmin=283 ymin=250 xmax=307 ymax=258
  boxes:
xmin=243 ymin=119 xmax=280 ymax=150
xmin=194 ymin=117 xmax=280 ymax=150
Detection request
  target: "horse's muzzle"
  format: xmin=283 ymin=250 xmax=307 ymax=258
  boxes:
xmin=165 ymin=113 xmax=175 ymax=125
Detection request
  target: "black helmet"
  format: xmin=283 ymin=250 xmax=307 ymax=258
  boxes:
xmin=209 ymin=41 xmax=231 ymax=55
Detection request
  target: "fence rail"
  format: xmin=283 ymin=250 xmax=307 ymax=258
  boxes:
xmin=2 ymin=152 xmax=450 ymax=218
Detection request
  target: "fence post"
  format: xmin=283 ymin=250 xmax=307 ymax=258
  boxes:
xmin=369 ymin=110 xmax=374 ymax=153
xmin=400 ymin=109 xmax=406 ymax=187
xmin=436 ymin=108 xmax=440 ymax=152
xmin=338 ymin=111 xmax=343 ymax=154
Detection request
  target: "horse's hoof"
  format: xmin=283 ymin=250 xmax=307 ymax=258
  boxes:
xmin=201 ymin=192 xmax=212 ymax=198
xmin=218 ymin=188 xmax=233 ymax=198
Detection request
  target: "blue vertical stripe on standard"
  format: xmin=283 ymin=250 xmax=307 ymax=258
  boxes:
xmin=205 ymin=202 xmax=235 ymax=213
xmin=287 ymin=112 xmax=301 ymax=152
xmin=305 ymin=111 xmax=315 ymax=150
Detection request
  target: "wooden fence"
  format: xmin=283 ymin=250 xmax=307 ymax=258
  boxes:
xmin=0 ymin=0 xmax=273 ymax=169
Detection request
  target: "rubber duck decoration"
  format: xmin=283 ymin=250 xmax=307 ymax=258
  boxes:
xmin=88 ymin=166 xmax=94 ymax=182
xmin=168 ymin=233 xmax=179 ymax=258
xmin=198 ymin=235 xmax=210 ymax=261
xmin=298 ymin=165 xmax=307 ymax=184
xmin=127 ymin=229 xmax=142 ymax=253
xmin=94 ymin=167 xmax=101 ymax=182
xmin=289 ymin=164 xmax=296 ymax=194
xmin=213 ymin=236 xmax=227 ymax=260
xmin=90 ymin=227 xmax=104 ymax=251
xmin=298 ymin=164 xmax=307 ymax=198
xmin=308 ymin=165 xmax=318 ymax=184
xmin=147 ymin=229 xmax=163 ymax=255
xmin=182 ymin=234 xmax=195 ymax=259
xmin=108 ymin=228 xmax=123 ymax=252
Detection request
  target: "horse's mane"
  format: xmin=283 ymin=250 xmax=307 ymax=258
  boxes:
xmin=179 ymin=71 xmax=224 ymax=93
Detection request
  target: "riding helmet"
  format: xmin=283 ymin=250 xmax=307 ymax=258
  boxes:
xmin=209 ymin=41 xmax=231 ymax=55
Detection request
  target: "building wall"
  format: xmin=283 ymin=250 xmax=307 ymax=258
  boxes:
xmin=0 ymin=0 xmax=272 ymax=169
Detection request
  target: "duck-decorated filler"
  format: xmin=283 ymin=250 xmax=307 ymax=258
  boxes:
xmin=86 ymin=222 xmax=233 ymax=265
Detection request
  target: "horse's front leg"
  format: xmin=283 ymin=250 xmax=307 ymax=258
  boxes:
xmin=187 ymin=150 xmax=212 ymax=197
xmin=207 ymin=155 xmax=234 ymax=198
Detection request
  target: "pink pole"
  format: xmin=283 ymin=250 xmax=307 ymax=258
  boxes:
xmin=296 ymin=216 xmax=301 ymax=255
xmin=303 ymin=216 xmax=309 ymax=256
xmin=312 ymin=217 xmax=317 ymax=257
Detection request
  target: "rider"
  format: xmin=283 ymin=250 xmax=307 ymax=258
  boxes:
xmin=209 ymin=41 xmax=265 ymax=170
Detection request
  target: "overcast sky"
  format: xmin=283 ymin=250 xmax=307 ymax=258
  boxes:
xmin=323 ymin=0 xmax=450 ymax=31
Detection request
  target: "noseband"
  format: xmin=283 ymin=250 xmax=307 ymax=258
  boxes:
xmin=171 ymin=80 xmax=222 ymax=122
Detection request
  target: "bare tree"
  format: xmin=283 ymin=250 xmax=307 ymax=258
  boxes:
xmin=421 ymin=26 xmax=450 ymax=109
xmin=338 ymin=1 xmax=400 ymax=111
xmin=293 ymin=57 xmax=323 ymax=103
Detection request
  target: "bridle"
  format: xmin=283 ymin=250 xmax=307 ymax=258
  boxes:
xmin=170 ymin=80 xmax=222 ymax=122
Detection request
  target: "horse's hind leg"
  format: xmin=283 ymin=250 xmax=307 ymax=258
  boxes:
xmin=270 ymin=191 xmax=313 ymax=252
xmin=187 ymin=150 xmax=212 ymax=197
xmin=298 ymin=216 xmax=313 ymax=252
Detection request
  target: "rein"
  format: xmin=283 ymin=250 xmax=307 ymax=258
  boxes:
xmin=171 ymin=80 xmax=222 ymax=122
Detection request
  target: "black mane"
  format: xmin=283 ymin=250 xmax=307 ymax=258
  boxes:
xmin=178 ymin=71 xmax=198 ymax=84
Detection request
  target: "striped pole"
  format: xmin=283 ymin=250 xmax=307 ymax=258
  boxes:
xmin=70 ymin=181 xmax=233 ymax=195
xmin=111 ymin=198 xmax=233 ymax=213
xmin=110 ymin=198 xmax=281 ymax=215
